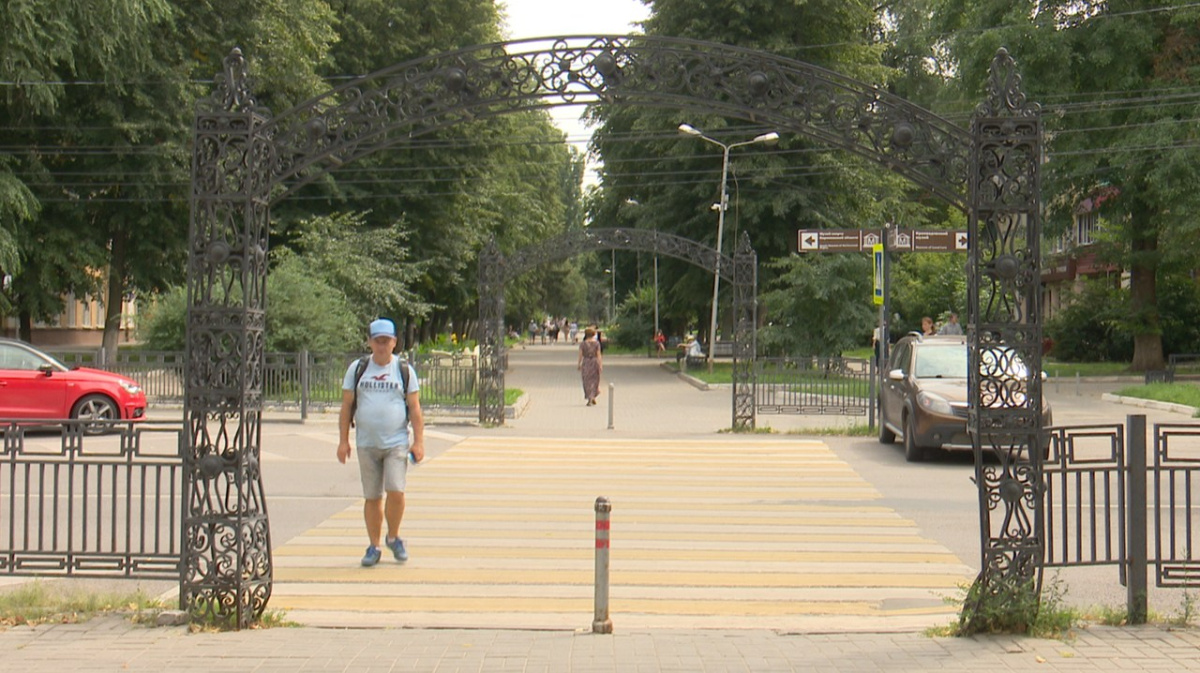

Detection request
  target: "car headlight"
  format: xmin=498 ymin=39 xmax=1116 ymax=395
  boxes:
xmin=916 ymin=390 xmax=954 ymax=416
xmin=119 ymin=380 xmax=142 ymax=395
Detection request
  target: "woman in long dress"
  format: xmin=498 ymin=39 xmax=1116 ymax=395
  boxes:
xmin=577 ymin=326 xmax=603 ymax=406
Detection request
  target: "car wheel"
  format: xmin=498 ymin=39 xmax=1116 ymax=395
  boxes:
xmin=903 ymin=414 xmax=926 ymax=463
xmin=72 ymin=394 xmax=118 ymax=435
xmin=878 ymin=406 xmax=896 ymax=445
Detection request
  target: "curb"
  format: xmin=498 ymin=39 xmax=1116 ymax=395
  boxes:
xmin=1101 ymin=393 xmax=1199 ymax=417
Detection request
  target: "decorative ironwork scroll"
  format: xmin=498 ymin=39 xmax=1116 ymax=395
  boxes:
xmin=478 ymin=228 xmax=757 ymax=429
xmin=731 ymin=232 xmax=757 ymax=429
xmin=477 ymin=240 xmax=507 ymax=425
xmin=184 ymin=48 xmax=273 ymax=629
xmin=963 ymin=48 xmax=1045 ymax=631
xmin=262 ymin=35 xmax=972 ymax=208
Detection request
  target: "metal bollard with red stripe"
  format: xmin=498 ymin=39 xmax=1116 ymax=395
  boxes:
xmin=592 ymin=496 xmax=613 ymax=633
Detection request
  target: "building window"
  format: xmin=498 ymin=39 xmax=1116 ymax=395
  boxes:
xmin=1076 ymin=211 xmax=1098 ymax=246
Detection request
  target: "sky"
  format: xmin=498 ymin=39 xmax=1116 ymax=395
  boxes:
xmin=499 ymin=0 xmax=652 ymax=174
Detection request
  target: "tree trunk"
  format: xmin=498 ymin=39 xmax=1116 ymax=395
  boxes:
xmin=19 ymin=311 xmax=32 ymax=343
xmin=1128 ymin=208 xmax=1164 ymax=372
xmin=101 ymin=236 xmax=129 ymax=365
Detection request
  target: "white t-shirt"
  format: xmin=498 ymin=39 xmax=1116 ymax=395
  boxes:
xmin=342 ymin=356 xmax=419 ymax=450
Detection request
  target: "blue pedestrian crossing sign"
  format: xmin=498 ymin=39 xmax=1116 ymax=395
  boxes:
xmin=873 ymin=244 xmax=884 ymax=305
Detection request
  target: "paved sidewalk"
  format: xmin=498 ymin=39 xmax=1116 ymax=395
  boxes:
xmin=2 ymin=615 xmax=1200 ymax=672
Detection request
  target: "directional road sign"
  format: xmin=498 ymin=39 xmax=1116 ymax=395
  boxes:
xmin=799 ymin=229 xmax=968 ymax=253
xmin=798 ymin=229 xmax=881 ymax=252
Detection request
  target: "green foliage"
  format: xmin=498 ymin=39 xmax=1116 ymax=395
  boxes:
xmin=265 ymin=253 xmax=361 ymax=353
xmin=950 ymin=575 xmax=1081 ymax=639
xmin=759 ymin=253 xmax=875 ymax=357
xmin=138 ymin=255 xmax=361 ymax=353
xmin=289 ymin=212 xmax=431 ymax=326
xmin=608 ymin=285 xmax=658 ymax=350
xmin=1112 ymin=383 xmax=1200 ymax=413
xmin=136 ymin=286 xmax=188 ymax=350
xmin=1156 ymin=275 xmax=1200 ymax=357
xmin=1045 ymin=280 xmax=1133 ymax=362
xmin=888 ymin=249 xmax=968 ymax=337
xmin=587 ymin=0 xmax=927 ymax=339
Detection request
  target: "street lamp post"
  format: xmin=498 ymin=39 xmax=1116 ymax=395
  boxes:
xmin=678 ymin=124 xmax=778 ymax=369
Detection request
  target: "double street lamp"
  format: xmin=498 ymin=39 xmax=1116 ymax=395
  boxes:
xmin=678 ymin=124 xmax=779 ymax=368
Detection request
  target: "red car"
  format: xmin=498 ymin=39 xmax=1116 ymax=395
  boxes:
xmin=0 ymin=337 xmax=147 ymax=432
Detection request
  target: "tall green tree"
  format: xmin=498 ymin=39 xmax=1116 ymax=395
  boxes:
xmin=588 ymin=0 xmax=935 ymax=344
xmin=0 ymin=0 xmax=337 ymax=354
xmin=892 ymin=0 xmax=1200 ymax=369
xmin=276 ymin=0 xmax=585 ymax=341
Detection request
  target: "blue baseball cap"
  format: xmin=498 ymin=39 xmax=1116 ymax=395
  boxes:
xmin=369 ymin=318 xmax=396 ymax=339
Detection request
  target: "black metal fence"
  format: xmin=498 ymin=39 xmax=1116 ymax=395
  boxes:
xmin=46 ymin=349 xmax=480 ymax=417
xmin=0 ymin=420 xmax=183 ymax=577
xmin=754 ymin=356 xmax=873 ymax=416
xmin=1042 ymin=415 xmax=1200 ymax=622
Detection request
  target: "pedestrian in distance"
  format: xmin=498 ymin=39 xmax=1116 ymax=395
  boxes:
xmin=921 ymin=316 xmax=936 ymax=336
xmin=938 ymin=312 xmax=963 ymax=335
xmin=578 ymin=326 xmax=603 ymax=406
xmin=337 ymin=317 xmax=425 ymax=568
xmin=654 ymin=329 xmax=666 ymax=354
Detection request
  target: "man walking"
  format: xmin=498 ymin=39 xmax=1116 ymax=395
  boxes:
xmin=337 ymin=318 xmax=425 ymax=566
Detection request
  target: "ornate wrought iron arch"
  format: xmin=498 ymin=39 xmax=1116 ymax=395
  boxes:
xmin=476 ymin=228 xmax=756 ymax=429
xmin=186 ymin=41 xmax=1043 ymax=629
xmin=262 ymin=35 xmax=971 ymax=208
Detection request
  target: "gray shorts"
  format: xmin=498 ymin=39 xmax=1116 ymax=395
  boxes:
xmin=357 ymin=445 xmax=408 ymax=499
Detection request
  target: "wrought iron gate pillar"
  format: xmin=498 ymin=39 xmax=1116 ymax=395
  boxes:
xmin=732 ymin=232 xmax=757 ymax=431
xmin=963 ymin=48 xmax=1045 ymax=631
xmin=182 ymin=48 xmax=273 ymax=628
xmin=478 ymin=240 xmax=507 ymax=426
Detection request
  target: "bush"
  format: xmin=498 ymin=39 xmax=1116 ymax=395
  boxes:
xmin=607 ymin=285 xmax=656 ymax=351
xmin=136 ymin=254 xmax=361 ymax=353
xmin=1045 ymin=280 xmax=1132 ymax=362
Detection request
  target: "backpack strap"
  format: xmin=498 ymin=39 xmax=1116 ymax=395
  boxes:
xmin=349 ymin=355 xmax=371 ymax=425
xmin=349 ymin=355 xmax=412 ymax=425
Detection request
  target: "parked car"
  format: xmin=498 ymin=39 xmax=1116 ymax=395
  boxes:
xmin=0 ymin=338 xmax=147 ymax=432
xmin=878 ymin=333 xmax=1052 ymax=462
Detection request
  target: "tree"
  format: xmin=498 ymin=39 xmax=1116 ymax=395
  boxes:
xmin=588 ymin=0 xmax=939 ymax=345
xmin=0 ymin=0 xmax=338 ymax=355
xmin=759 ymin=253 xmax=875 ymax=357
xmin=892 ymin=0 xmax=1200 ymax=369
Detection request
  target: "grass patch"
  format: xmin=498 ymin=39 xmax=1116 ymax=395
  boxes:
xmin=186 ymin=603 xmax=298 ymax=632
xmin=1112 ymin=382 xmax=1200 ymax=414
xmin=788 ymin=423 xmax=876 ymax=437
xmin=928 ymin=575 xmax=1082 ymax=640
xmin=0 ymin=581 xmax=165 ymax=627
xmin=1042 ymin=360 xmax=1134 ymax=378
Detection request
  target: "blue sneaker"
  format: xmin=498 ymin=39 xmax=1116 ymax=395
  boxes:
xmin=361 ymin=545 xmax=381 ymax=567
xmin=387 ymin=537 xmax=408 ymax=563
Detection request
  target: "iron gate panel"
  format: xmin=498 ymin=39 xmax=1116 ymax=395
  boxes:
xmin=1 ymin=421 xmax=184 ymax=578
xmin=755 ymin=356 xmax=871 ymax=416
xmin=1043 ymin=424 xmax=1126 ymax=584
xmin=1154 ymin=423 xmax=1200 ymax=587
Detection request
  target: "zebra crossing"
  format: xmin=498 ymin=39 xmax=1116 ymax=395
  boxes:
xmin=270 ymin=437 xmax=974 ymax=630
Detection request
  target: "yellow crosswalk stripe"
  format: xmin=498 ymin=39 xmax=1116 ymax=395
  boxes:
xmin=269 ymin=437 xmax=973 ymax=631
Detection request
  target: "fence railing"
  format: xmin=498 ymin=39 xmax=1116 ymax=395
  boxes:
xmin=44 ymin=349 xmax=481 ymax=417
xmin=754 ymin=356 xmax=872 ymax=416
xmin=0 ymin=419 xmax=184 ymax=577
